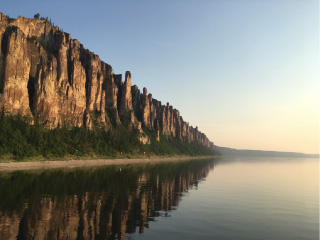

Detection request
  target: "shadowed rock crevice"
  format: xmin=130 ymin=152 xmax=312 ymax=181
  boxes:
xmin=27 ymin=76 xmax=35 ymax=114
xmin=0 ymin=27 xmax=11 ymax=94
xmin=67 ymin=47 xmax=72 ymax=86
xmin=79 ymin=50 xmax=91 ymax=110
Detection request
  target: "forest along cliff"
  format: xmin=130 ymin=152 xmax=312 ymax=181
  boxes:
xmin=0 ymin=13 xmax=214 ymax=149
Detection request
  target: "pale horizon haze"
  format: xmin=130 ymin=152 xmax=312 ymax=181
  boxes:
xmin=2 ymin=0 xmax=319 ymax=154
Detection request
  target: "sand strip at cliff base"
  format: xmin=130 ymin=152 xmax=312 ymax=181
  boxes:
xmin=0 ymin=156 xmax=215 ymax=171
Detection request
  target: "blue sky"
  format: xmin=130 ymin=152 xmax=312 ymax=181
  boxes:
xmin=2 ymin=0 xmax=319 ymax=153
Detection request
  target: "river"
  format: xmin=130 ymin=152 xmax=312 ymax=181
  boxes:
xmin=0 ymin=156 xmax=318 ymax=240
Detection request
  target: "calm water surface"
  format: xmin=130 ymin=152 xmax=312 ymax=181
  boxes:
xmin=0 ymin=157 xmax=318 ymax=240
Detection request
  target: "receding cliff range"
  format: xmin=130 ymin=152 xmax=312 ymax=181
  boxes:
xmin=0 ymin=13 xmax=214 ymax=151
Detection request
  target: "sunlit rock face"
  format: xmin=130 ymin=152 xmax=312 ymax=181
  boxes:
xmin=119 ymin=71 xmax=133 ymax=117
xmin=0 ymin=25 xmax=31 ymax=118
xmin=0 ymin=12 xmax=213 ymax=147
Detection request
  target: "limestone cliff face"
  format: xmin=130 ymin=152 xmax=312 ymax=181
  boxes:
xmin=0 ymin=26 xmax=31 ymax=117
xmin=119 ymin=71 xmax=133 ymax=117
xmin=0 ymin=13 xmax=214 ymax=148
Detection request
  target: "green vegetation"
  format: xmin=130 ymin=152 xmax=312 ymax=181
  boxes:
xmin=33 ymin=13 xmax=54 ymax=26
xmin=6 ymin=16 xmax=15 ymax=24
xmin=141 ymin=126 xmax=215 ymax=156
xmin=33 ymin=13 xmax=40 ymax=19
xmin=27 ymin=36 xmax=54 ymax=59
xmin=0 ymin=114 xmax=218 ymax=161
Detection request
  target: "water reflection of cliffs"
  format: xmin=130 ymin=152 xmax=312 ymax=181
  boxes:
xmin=0 ymin=159 xmax=214 ymax=240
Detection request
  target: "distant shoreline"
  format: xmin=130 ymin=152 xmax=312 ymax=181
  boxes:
xmin=0 ymin=156 xmax=216 ymax=172
xmin=215 ymin=147 xmax=318 ymax=158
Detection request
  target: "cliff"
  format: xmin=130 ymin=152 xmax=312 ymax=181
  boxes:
xmin=0 ymin=13 xmax=214 ymax=149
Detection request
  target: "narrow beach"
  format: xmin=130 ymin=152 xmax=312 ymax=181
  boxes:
xmin=0 ymin=156 xmax=215 ymax=171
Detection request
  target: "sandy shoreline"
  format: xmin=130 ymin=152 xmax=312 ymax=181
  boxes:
xmin=0 ymin=156 xmax=215 ymax=171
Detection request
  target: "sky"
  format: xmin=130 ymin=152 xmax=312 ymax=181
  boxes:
xmin=2 ymin=0 xmax=319 ymax=154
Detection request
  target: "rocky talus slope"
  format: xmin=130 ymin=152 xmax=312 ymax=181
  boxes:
xmin=0 ymin=13 xmax=214 ymax=148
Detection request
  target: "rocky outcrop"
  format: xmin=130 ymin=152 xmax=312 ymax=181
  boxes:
xmin=141 ymin=88 xmax=150 ymax=128
xmin=0 ymin=26 xmax=32 ymax=118
xmin=119 ymin=71 xmax=133 ymax=117
xmin=0 ymin=12 xmax=214 ymax=148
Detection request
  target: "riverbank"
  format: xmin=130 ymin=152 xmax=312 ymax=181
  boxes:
xmin=0 ymin=155 xmax=216 ymax=171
